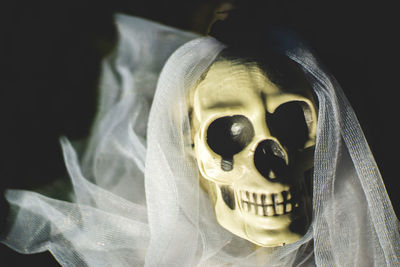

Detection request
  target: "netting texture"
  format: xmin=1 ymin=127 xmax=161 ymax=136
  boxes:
xmin=1 ymin=14 xmax=399 ymax=267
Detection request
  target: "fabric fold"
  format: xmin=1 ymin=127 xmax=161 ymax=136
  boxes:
xmin=1 ymin=14 xmax=398 ymax=266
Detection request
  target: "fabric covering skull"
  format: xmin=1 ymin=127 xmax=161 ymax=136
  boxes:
xmin=1 ymin=14 xmax=399 ymax=266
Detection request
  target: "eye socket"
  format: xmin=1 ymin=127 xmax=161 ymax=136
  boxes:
xmin=267 ymin=101 xmax=310 ymax=150
xmin=207 ymin=115 xmax=255 ymax=157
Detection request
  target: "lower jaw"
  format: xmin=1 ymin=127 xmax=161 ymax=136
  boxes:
xmin=243 ymin=222 xmax=302 ymax=247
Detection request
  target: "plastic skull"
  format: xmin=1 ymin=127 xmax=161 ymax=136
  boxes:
xmin=188 ymin=54 xmax=317 ymax=247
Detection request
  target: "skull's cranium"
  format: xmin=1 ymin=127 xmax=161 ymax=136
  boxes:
xmin=188 ymin=55 xmax=317 ymax=247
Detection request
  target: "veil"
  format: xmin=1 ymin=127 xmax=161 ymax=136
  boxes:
xmin=1 ymin=14 xmax=399 ymax=266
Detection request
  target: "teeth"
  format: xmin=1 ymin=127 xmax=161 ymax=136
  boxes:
xmin=249 ymin=203 xmax=256 ymax=214
xmin=275 ymin=192 xmax=284 ymax=204
xmin=253 ymin=193 xmax=258 ymax=204
xmin=265 ymin=194 xmax=273 ymax=205
xmin=240 ymin=190 xmax=296 ymax=217
xmin=257 ymin=205 xmax=264 ymax=215
xmin=260 ymin=194 xmax=266 ymax=205
xmin=249 ymin=192 xmax=255 ymax=203
xmin=241 ymin=191 xmax=249 ymax=201
xmin=286 ymin=203 xmax=292 ymax=213
xmin=256 ymin=194 xmax=262 ymax=205
xmin=265 ymin=206 xmax=274 ymax=216
xmin=276 ymin=204 xmax=284 ymax=215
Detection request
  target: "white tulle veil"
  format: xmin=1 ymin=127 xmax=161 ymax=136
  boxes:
xmin=1 ymin=14 xmax=399 ymax=266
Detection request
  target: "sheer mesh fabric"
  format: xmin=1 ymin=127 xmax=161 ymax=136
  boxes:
xmin=1 ymin=14 xmax=399 ymax=266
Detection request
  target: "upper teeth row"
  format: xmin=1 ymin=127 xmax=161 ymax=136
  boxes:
xmin=240 ymin=190 xmax=291 ymax=205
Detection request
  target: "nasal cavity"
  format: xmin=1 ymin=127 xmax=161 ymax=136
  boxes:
xmin=254 ymin=140 xmax=287 ymax=181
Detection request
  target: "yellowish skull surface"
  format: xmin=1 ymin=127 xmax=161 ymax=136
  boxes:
xmin=188 ymin=58 xmax=317 ymax=247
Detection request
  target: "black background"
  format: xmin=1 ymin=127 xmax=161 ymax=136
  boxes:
xmin=1 ymin=1 xmax=398 ymax=265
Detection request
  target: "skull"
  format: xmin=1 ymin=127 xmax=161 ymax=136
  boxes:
xmin=188 ymin=56 xmax=317 ymax=247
